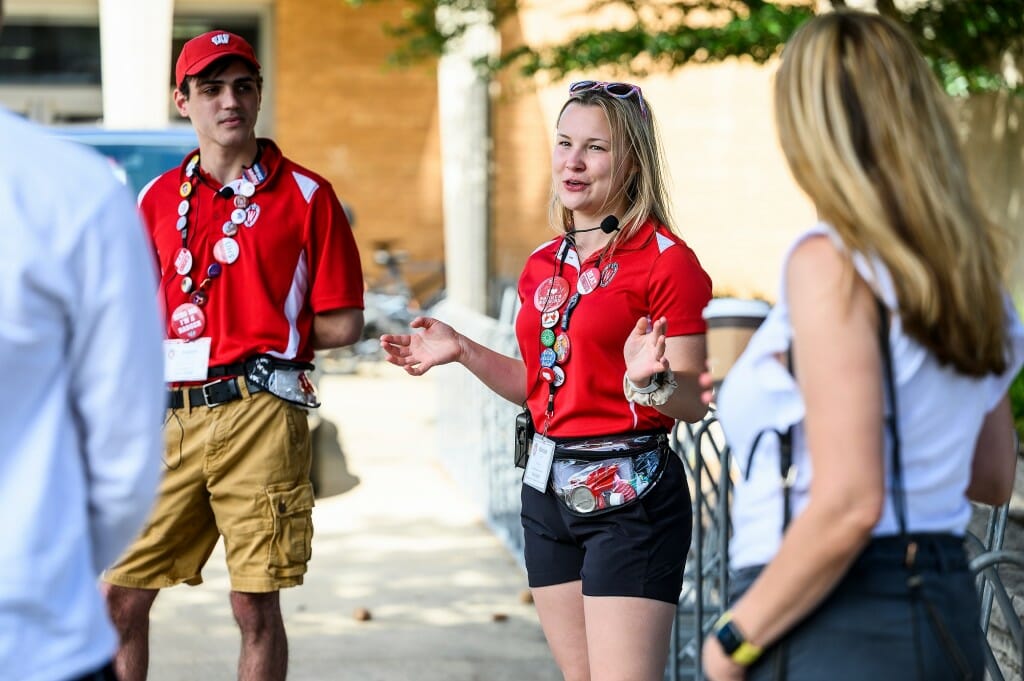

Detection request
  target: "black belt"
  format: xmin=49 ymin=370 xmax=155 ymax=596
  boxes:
xmin=167 ymin=375 xmax=263 ymax=409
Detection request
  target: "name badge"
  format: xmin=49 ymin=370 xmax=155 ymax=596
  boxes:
xmin=522 ymin=434 xmax=556 ymax=493
xmin=163 ymin=337 xmax=211 ymax=382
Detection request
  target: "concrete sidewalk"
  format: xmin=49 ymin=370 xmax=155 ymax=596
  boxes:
xmin=146 ymin=366 xmax=561 ymax=680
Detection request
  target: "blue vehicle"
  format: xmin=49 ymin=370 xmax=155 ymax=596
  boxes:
xmin=55 ymin=127 xmax=198 ymax=195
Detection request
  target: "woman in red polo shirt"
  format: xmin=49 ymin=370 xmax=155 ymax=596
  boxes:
xmin=382 ymin=80 xmax=711 ymax=680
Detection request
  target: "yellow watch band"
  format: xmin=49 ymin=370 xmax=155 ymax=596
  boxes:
xmin=712 ymin=611 xmax=763 ymax=667
xmin=731 ymin=640 xmax=763 ymax=666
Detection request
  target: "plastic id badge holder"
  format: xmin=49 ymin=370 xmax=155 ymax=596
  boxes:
xmin=522 ymin=434 xmax=555 ymax=492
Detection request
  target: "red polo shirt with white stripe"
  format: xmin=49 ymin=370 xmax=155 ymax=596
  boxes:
xmin=515 ymin=218 xmax=712 ymax=437
xmin=139 ymin=139 xmax=363 ymax=372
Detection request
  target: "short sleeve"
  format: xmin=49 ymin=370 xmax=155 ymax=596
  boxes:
xmin=648 ymin=238 xmax=712 ymax=336
xmin=306 ymin=184 xmax=364 ymax=313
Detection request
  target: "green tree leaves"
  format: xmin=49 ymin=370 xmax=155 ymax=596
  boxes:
xmin=348 ymin=0 xmax=1023 ymax=95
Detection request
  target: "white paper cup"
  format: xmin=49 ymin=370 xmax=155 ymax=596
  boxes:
xmin=702 ymin=298 xmax=771 ymax=382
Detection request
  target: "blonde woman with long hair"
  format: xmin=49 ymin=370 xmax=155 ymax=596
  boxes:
xmin=702 ymin=10 xmax=1024 ymax=681
xmin=383 ymin=81 xmax=712 ymax=680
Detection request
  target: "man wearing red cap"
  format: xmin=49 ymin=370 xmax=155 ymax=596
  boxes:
xmin=102 ymin=30 xmax=364 ymax=681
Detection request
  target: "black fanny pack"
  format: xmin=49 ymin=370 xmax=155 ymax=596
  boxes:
xmin=548 ymin=431 xmax=669 ymax=517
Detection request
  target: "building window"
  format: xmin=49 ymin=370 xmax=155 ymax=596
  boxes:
xmin=0 ymin=23 xmax=102 ymax=85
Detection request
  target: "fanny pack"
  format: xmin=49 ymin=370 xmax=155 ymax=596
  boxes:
xmin=245 ymin=355 xmax=320 ymax=408
xmin=549 ymin=431 xmax=669 ymax=517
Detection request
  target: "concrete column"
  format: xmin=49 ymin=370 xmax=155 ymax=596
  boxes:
xmin=98 ymin=0 xmax=174 ymax=129
xmin=437 ymin=13 xmax=497 ymax=314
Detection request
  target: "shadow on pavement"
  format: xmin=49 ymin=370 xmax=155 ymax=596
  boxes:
xmin=310 ymin=417 xmax=360 ymax=499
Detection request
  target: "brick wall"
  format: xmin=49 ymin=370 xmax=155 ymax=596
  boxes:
xmin=491 ymin=7 xmax=816 ymax=304
xmin=275 ymin=0 xmax=445 ymax=302
xmin=273 ymin=1 xmax=1023 ymax=313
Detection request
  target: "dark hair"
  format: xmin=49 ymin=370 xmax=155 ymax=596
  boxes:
xmin=178 ymin=56 xmax=263 ymax=97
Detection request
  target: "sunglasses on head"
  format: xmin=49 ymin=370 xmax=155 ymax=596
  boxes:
xmin=569 ymin=80 xmax=647 ymax=118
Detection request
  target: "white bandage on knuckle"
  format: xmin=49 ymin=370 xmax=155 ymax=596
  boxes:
xmin=623 ymin=369 xmax=677 ymax=406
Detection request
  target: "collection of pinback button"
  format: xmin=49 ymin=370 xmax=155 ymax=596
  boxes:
xmin=532 ymin=261 xmax=610 ymax=389
xmin=169 ymin=154 xmax=260 ymax=340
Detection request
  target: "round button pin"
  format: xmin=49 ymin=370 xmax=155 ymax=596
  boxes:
xmin=577 ymin=267 xmax=601 ymax=295
xmin=207 ymin=263 xmax=223 ymax=278
xmin=540 ymin=367 xmax=555 ymax=383
xmin=177 ymin=199 xmax=190 ymax=216
xmin=213 ymin=237 xmax=240 ymax=264
xmin=180 ymin=276 xmax=193 ymax=293
xmin=541 ymin=310 xmax=560 ymax=329
xmin=230 ymin=208 xmax=246 ymax=225
xmin=170 ymin=302 xmax=205 ymax=340
xmin=179 ymin=181 xmax=193 ymax=198
xmin=553 ymin=334 xmax=571 ymax=363
xmin=540 ymin=329 xmax=556 ymax=347
xmin=176 ymin=216 xmax=188 ymax=231
xmin=540 ymin=348 xmax=557 ymax=368
xmin=222 ymin=220 xmax=238 ymax=236
xmin=233 ymin=195 xmax=249 ymax=209
xmin=534 ymin=276 xmax=571 ymax=312
xmin=552 ymin=365 xmax=566 ymax=387
xmin=239 ymin=181 xmax=256 ymax=197
xmin=173 ymin=248 xmax=193 ymax=276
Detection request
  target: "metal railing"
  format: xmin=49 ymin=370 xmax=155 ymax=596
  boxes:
xmin=431 ymin=297 xmax=526 ymax=563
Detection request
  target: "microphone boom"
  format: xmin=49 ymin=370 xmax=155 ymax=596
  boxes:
xmin=567 ymin=215 xmax=620 ymax=237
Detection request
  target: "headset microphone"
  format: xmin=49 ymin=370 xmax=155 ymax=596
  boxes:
xmin=567 ymin=215 xmax=620 ymax=237
xmin=599 ymin=215 xmax=620 ymax=234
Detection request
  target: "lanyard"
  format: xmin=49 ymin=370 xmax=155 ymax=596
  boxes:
xmin=166 ymin=149 xmax=266 ymax=340
xmin=533 ymin=237 xmax=614 ymax=433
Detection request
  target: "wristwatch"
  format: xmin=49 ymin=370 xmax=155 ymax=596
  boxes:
xmin=712 ymin=611 xmax=763 ymax=666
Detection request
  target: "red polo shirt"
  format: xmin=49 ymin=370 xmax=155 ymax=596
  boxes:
xmin=139 ymin=139 xmax=364 ymax=369
xmin=515 ymin=218 xmax=711 ymax=437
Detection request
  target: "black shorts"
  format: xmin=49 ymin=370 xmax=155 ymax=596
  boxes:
xmin=521 ymin=452 xmax=691 ymax=604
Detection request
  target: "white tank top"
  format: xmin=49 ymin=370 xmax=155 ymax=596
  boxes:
xmin=719 ymin=223 xmax=1024 ymax=570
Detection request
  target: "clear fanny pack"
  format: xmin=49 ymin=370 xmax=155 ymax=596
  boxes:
xmin=245 ymin=355 xmax=321 ymax=408
xmin=550 ymin=432 xmax=668 ymax=516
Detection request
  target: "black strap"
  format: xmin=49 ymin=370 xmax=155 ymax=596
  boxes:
xmin=208 ymin=355 xmax=315 ymax=379
xmin=167 ymin=375 xmax=264 ymax=409
xmin=780 ymin=346 xmax=795 ymax=528
xmin=876 ymin=298 xmax=906 ymax=536
xmin=758 ymin=298 xmax=896 ymax=533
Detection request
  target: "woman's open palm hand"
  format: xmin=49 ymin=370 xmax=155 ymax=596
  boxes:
xmin=623 ymin=316 xmax=669 ymax=386
xmin=380 ymin=317 xmax=462 ymax=376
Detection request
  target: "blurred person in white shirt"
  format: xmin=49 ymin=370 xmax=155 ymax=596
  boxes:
xmin=0 ymin=3 xmax=166 ymax=679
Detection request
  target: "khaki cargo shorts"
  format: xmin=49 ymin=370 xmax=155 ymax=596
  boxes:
xmin=104 ymin=384 xmax=314 ymax=593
